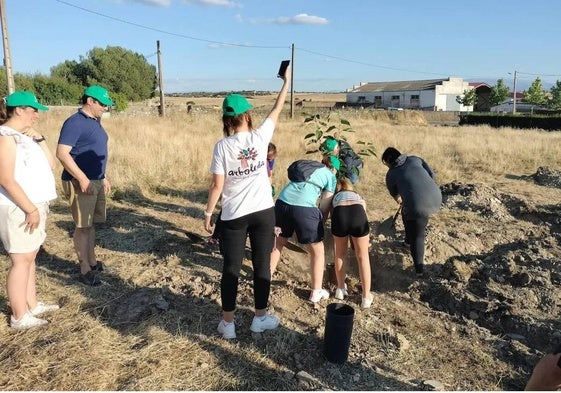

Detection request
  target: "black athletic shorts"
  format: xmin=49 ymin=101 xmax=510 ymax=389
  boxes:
xmin=331 ymin=204 xmax=370 ymax=237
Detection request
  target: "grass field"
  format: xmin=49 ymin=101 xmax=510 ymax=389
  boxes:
xmin=0 ymin=97 xmax=560 ymax=390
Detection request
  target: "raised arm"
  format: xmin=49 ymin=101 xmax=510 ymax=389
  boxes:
xmin=266 ymin=65 xmax=291 ymax=124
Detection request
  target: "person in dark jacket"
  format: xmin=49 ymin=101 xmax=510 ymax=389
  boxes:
xmin=381 ymin=147 xmax=441 ymax=277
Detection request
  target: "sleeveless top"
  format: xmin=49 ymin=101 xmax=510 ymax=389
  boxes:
xmin=0 ymin=126 xmax=57 ymax=205
xmin=332 ymin=190 xmax=364 ymax=208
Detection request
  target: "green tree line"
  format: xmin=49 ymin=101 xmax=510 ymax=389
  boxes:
xmin=459 ymin=77 xmax=561 ymax=111
xmin=0 ymin=46 xmax=157 ymax=111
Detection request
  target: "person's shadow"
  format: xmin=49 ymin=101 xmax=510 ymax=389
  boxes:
xmin=0 ymin=188 xmax=419 ymax=390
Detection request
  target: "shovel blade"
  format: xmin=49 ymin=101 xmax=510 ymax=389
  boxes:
xmin=377 ymin=206 xmax=401 ymax=237
xmin=377 ymin=216 xmax=397 ymax=237
xmin=284 ymin=241 xmax=307 ymax=254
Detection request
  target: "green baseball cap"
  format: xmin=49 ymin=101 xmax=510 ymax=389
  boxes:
xmin=84 ymin=85 xmax=114 ymax=106
xmin=222 ymin=94 xmax=253 ymax=116
xmin=328 ymin=155 xmax=341 ymax=171
xmin=321 ymin=137 xmax=338 ymax=154
xmin=6 ymin=90 xmax=49 ymax=111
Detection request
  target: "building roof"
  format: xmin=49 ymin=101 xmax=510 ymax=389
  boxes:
xmin=469 ymin=82 xmax=492 ymax=89
xmin=349 ymin=78 xmax=449 ymax=93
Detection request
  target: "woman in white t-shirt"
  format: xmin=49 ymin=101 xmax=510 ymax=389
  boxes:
xmin=204 ymin=68 xmax=290 ymax=339
xmin=0 ymin=91 xmax=59 ymax=330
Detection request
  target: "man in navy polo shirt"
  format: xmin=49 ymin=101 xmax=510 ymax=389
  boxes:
xmin=56 ymin=85 xmax=114 ymax=286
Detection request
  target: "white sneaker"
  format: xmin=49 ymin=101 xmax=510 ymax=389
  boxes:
xmin=309 ymin=289 xmax=330 ymax=303
xmin=30 ymin=302 xmax=60 ymax=316
xmin=250 ymin=313 xmax=280 ymax=333
xmin=10 ymin=311 xmax=49 ymax=330
xmin=361 ymin=294 xmax=374 ymax=309
xmin=217 ymin=319 xmax=236 ymax=339
xmin=334 ymin=287 xmax=348 ymax=300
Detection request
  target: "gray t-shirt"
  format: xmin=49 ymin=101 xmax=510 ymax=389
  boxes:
xmin=385 ymin=154 xmax=442 ymax=219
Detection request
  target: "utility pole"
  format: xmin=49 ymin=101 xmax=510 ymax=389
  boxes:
xmin=290 ymin=43 xmax=295 ymax=119
xmin=157 ymin=40 xmax=165 ymax=117
xmin=0 ymin=0 xmax=15 ymax=94
xmin=512 ymin=70 xmax=517 ymax=114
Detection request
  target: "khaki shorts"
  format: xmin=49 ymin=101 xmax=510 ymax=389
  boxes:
xmin=62 ymin=179 xmax=106 ymax=228
xmin=0 ymin=203 xmax=49 ymax=254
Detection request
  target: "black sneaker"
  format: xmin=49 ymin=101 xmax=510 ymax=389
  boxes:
xmin=90 ymin=261 xmax=104 ymax=272
xmin=79 ymin=271 xmax=101 ymax=286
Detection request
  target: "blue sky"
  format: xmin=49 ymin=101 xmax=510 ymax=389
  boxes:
xmin=5 ymin=0 xmax=561 ymax=93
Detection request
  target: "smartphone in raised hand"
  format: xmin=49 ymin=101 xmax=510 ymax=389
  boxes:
xmin=277 ymin=60 xmax=290 ymax=78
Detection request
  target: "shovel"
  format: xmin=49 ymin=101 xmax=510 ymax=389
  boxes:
xmin=274 ymin=226 xmax=307 ymax=254
xmin=377 ymin=205 xmax=402 ymax=237
xmin=284 ymin=240 xmax=307 ymax=254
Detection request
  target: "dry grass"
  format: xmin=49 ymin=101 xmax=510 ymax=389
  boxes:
xmin=0 ymin=99 xmax=560 ymax=390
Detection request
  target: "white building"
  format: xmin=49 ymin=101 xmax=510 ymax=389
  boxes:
xmin=490 ymin=100 xmax=545 ymax=114
xmin=346 ymin=77 xmax=473 ymax=111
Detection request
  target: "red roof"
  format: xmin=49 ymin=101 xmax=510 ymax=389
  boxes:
xmin=469 ymin=82 xmax=491 ymax=88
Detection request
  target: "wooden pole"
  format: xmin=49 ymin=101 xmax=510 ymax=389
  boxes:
xmin=157 ymin=40 xmax=165 ymax=117
xmin=512 ymin=70 xmax=517 ymax=114
xmin=290 ymin=43 xmax=295 ymax=119
xmin=0 ymin=0 xmax=15 ymax=94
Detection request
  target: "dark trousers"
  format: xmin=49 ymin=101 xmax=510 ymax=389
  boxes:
xmin=403 ymin=216 xmax=429 ymax=273
xmin=220 ymin=207 xmax=275 ymax=312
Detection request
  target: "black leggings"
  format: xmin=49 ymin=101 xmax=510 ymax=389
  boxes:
xmin=402 ymin=216 xmax=429 ymax=273
xmin=220 ymin=207 xmax=275 ymax=312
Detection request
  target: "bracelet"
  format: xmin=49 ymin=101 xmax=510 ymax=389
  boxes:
xmin=204 ymin=211 xmax=213 ymax=217
xmin=27 ymin=208 xmax=38 ymax=215
xmin=34 ymin=136 xmax=46 ymax=143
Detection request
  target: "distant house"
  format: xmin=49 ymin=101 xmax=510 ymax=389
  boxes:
xmin=490 ymin=100 xmax=546 ymax=113
xmin=469 ymin=82 xmax=492 ymax=112
xmin=346 ymin=77 xmax=473 ymax=111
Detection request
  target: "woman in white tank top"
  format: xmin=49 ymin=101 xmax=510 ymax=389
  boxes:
xmin=0 ymin=91 xmax=59 ymax=329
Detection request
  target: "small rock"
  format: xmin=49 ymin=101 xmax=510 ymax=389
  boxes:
xmin=505 ymin=333 xmax=526 ymax=341
xmin=423 ymin=379 xmax=445 ymax=391
xmin=396 ymin=333 xmax=411 ymax=352
xmin=295 ymin=370 xmax=316 ymax=384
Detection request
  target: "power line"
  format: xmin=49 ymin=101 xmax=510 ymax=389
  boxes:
xmin=516 ymin=70 xmax=561 ymax=78
xmin=54 ymin=0 xmax=560 ymax=83
xmin=54 ymin=0 xmax=287 ymax=50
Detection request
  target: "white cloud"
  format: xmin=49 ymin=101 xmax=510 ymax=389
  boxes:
xmin=238 ymin=13 xmax=328 ymax=25
xmin=182 ymin=0 xmax=241 ymax=7
xmin=279 ymin=13 xmax=328 ymax=25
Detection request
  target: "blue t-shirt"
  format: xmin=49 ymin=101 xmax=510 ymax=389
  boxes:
xmin=58 ymin=109 xmax=109 ymax=181
xmin=278 ymin=166 xmax=336 ymax=207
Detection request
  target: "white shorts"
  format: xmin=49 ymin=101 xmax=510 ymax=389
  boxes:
xmin=0 ymin=202 xmax=49 ymax=254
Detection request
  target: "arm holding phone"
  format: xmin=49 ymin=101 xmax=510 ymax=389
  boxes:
xmin=266 ymin=61 xmax=291 ymax=124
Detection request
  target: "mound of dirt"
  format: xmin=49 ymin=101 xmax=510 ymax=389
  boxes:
xmin=533 ymin=166 xmax=561 ymax=188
